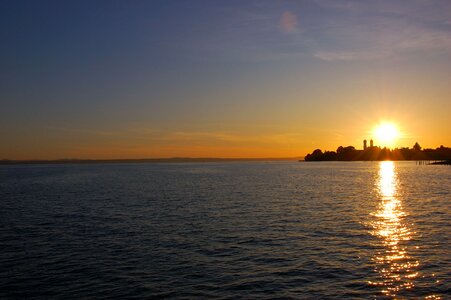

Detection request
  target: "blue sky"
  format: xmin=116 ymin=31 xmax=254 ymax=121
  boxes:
xmin=1 ymin=0 xmax=450 ymax=158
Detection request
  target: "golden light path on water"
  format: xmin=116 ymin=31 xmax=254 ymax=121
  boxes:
xmin=369 ymin=161 xmax=431 ymax=299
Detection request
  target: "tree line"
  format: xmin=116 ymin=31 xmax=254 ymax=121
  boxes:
xmin=305 ymin=143 xmax=451 ymax=161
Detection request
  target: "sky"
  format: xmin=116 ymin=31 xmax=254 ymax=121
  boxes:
xmin=1 ymin=0 xmax=450 ymax=159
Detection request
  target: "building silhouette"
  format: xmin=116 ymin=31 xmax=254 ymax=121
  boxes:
xmin=370 ymin=139 xmax=374 ymax=147
xmin=363 ymin=139 xmax=367 ymax=150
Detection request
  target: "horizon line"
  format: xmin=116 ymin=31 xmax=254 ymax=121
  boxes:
xmin=0 ymin=157 xmax=304 ymax=165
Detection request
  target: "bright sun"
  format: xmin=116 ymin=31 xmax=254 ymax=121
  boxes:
xmin=373 ymin=123 xmax=399 ymax=147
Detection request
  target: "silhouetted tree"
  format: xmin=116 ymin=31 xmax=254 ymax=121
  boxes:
xmin=304 ymin=142 xmax=450 ymax=161
xmin=413 ymin=142 xmax=422 ymax=151
xmin=312 ymin=149 xmax=323 ymax=155
xmin=305 ymin=149 xmax=325 ymax=161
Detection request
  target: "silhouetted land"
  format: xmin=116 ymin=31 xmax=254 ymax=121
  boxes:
xmin=0 ymin=157 xmax=301 ymax=165
xmin=430 ymin=160 xmax=451 ymax=165
xmin=305 ymin=143 xmax=451 ymax=162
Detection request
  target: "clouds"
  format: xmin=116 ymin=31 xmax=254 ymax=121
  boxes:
xmin=313 ymin=51 xmax=386 ymax=62
xmin=235 ymin=1 xmax=451 ymax=62
xmin=310 ymin=19 xmax=451 ymax=61
xmin=307 ymin=0 xmax=451 ymax=61
xmin=133 ymin=1 xmax=450 ymax=63
xmin=196 ymin=1 xmax=451 ymax=63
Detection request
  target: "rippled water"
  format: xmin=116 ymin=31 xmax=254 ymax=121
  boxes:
xmin=1 ymin=161 xmax=449 ymax=299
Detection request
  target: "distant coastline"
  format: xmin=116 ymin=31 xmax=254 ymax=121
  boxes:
xmin=304 ymin=143 xmax=451 ymax=162
xmin=430 ymin=160 xmax=451 ymax=165
xmin=0 ymin=157 xmax=302 ymax=165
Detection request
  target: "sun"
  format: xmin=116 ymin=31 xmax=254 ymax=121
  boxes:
xmin=373 ymin=123 xmax=400 ymax=148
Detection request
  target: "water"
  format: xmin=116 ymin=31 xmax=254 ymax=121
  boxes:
xmin=0 ymin=161 xmax=449 ymax=299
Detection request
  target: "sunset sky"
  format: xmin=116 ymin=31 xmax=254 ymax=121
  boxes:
xmin=1 ymin=0 xmax=450 ymax=159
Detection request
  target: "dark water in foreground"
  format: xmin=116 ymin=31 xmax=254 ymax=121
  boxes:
xmin=1 ymin=161 xmax=449 ymax=299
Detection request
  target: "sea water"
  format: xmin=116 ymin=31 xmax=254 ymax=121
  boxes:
xmin=1 ymin=161 xmax=449 ymax=299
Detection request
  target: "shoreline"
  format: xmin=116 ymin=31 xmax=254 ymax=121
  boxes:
xmin=0 ymin=157 xmax=301 ymax=165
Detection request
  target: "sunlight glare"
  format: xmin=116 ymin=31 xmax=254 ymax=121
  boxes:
xmin=373 ymin=123 xmax=399 ymax=148
xmin=368 ymin=161 xmax=419 ymax=298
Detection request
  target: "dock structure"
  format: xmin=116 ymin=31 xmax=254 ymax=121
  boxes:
xmin=416 ymin=160 xmax=438 ymax=165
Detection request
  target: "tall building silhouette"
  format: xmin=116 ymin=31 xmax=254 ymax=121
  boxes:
xmin=363 ymin=139 xmax=367 ymax=150
xmin=370 ymin=139 xmax=374 ymax=147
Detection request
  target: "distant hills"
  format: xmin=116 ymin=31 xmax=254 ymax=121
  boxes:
xmin=305 ymin=143 xmax=451 ymax=161
xmin=0 ymin=157 xmax=301 ymax=165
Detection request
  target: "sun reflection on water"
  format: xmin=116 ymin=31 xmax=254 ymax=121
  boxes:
xmin=368 ymin=161 xmax=422 ymax=298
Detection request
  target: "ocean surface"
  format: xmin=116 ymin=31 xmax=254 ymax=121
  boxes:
xmin=0 ymin=161 xmax=449 ymax=299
